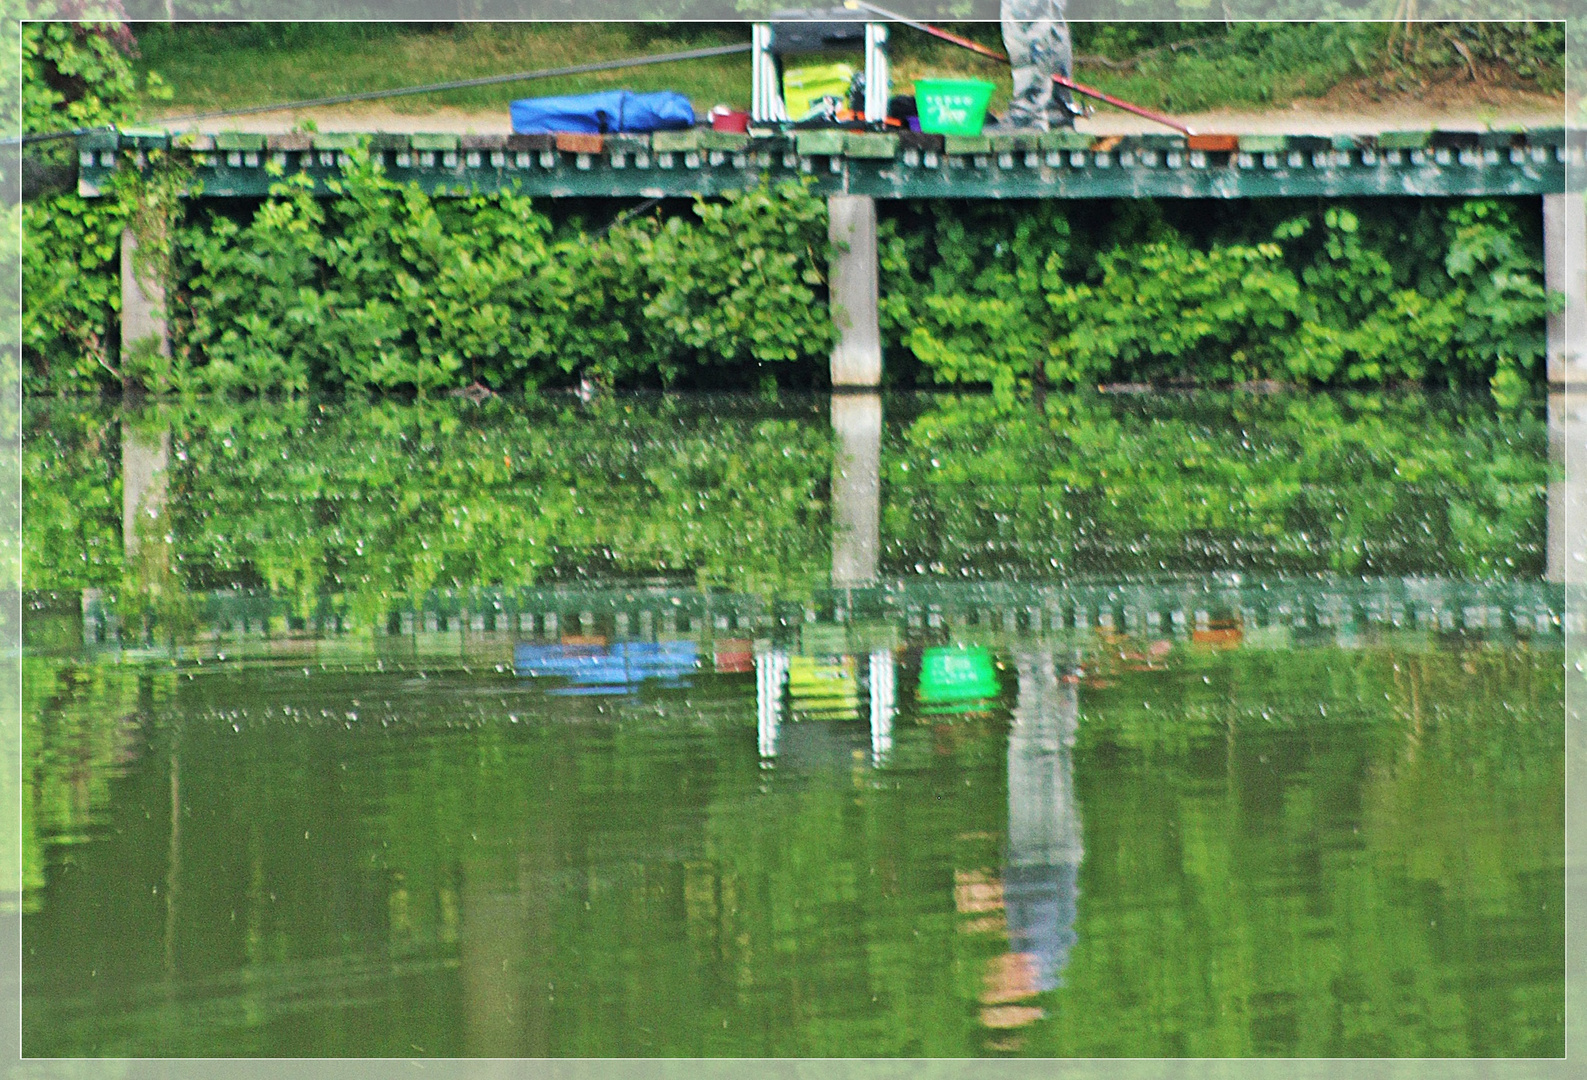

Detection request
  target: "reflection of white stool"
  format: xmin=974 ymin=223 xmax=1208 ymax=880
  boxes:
xmin=756 ymin=648 xmax=790 ymax=759
xmin=751 ymin=14 xmax=890 ymax=124
xmin=869 ymin=649 xmax=895 ymax=764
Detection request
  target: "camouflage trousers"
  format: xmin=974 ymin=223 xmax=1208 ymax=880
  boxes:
xmin=1001 ymin=0 xmax=1076 ymax=129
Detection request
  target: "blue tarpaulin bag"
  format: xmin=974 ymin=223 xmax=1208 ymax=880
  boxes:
xmin=510 ymin=90 xmax=695 ymax=134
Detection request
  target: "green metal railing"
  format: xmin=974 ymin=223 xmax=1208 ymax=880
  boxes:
xmin=77 ymin=125 xmax=1579 ymax=202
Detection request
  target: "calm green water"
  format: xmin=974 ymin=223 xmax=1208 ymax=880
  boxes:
xmin=21 ymin=391 xmax=1567 ymax=1057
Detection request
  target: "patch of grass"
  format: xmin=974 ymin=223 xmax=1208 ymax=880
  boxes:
xmin=133 ymin=22 xmax=754 ymax=118
xmin=1073 ymin=23 xmax=1386 ymax=114
xmin=1067 ymin=22 xmax=1564 ymax=113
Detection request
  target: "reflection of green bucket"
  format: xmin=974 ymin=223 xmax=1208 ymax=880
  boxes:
xmin=915 ymin=79 xmax=996 ymax=136
xmin=918 ymin=646 xmax=999 ymax=711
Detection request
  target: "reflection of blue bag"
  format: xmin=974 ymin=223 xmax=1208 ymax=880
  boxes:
xmin=514 ymin=640 xmax=699 ymax=695
xmin=510 ymin=90 xmax=695 ymax=134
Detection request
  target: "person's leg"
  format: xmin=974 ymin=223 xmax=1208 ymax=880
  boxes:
xmin=1001 ymin=0 xmax=1050 ymax=129
xmin=1001 ymin=0 xmax=1076 ymax=129
xmin=1038 ymin=5 xmax=1079 ymax=127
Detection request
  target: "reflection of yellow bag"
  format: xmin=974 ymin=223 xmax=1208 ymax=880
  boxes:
xmin=783 ymin=62 xmax=855 ymax=121
xmin=788 ymin=654 xmax=859 ymax=719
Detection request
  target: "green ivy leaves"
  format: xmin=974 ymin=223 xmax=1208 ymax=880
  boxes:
xmin=884 ymin=197 xmax=1559 ymax=402
xmin=165 ymin=156 xmax=834 ymax=395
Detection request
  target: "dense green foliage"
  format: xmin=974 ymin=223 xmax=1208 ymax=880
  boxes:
xmin=22 ymin=20 xmax=157 ymax=155
xmin=21 ymin=21 xmax=154 ymax=389
xmin=29 ymin=179 xmax=1561 ymax=398
xmin=164 ymin=161 xmax=833 ymax=394
xmin=23 ymin=187 xmax=129 ymax=391
xmin=22 ymin=391 xmax=1549 ymax=603
xmin=880 ymin=197 xmax=1558 ymax=399
xmin=23 ymin=21 xmax=836 ymax=394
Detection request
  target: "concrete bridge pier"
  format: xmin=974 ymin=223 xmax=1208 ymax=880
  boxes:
xmin=122 ymin=422 xmax=170 ymax=560
xmin=1545 ymin=193 xmax=1587 ymax=384
xmin=830 ymin=392 xmax=882 ymax=586
xmin=828 ymin=195 xmax=882 ymax=388
xmin=1548 ymin=391 xmax=1587 ymax=585
xmin=120 ymin=228 xmax=169 ymax=373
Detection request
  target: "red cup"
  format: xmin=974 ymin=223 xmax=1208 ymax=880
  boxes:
xmin=711 ymin=109 xmax=751 ymax=133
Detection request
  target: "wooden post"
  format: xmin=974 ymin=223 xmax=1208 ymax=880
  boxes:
xmin=120 ymin=228 xmax=168 ymax=374
xmin=828 ymin=195 xmax=882 ymax=387
xmin=1545 ymin=193 xmax=1587 ymax=384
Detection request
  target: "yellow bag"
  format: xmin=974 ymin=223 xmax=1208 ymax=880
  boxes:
xmin=783 ymin=62 xmax=855 ymax=121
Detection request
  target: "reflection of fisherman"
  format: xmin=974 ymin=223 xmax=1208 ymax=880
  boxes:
xmin=1000 ymin=0 xmax=1080 ymax=130
xmin=1002 ymin=649 xmax=1083 ymax=992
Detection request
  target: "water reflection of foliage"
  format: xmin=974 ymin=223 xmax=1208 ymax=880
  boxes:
xmin=161 ymin=395 xmax=835 ymax=615
xmin=22 ymin=389 xmax=1549 ymax=605
xmin=23 ymin=401 xmax=120 ymax=590
xmin=884 ymin=391 xmax=1548 ymax=579
xmin=22 ymin=659 xmax=148 ymax=907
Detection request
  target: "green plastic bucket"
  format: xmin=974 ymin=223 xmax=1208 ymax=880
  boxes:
xmin=915 ymin=78 xmax=996 ymax=136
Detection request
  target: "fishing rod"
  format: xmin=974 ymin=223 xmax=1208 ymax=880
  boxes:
xmin=11 ymin=41 xmax=754 ymax=147
xmin=1051 ymin=73 xmax=1194 ymax=136
xmin=841 ymin=0 xmax=1194 ymax=135
xmin=843 ymin=0 xmax=1008 ymax=62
